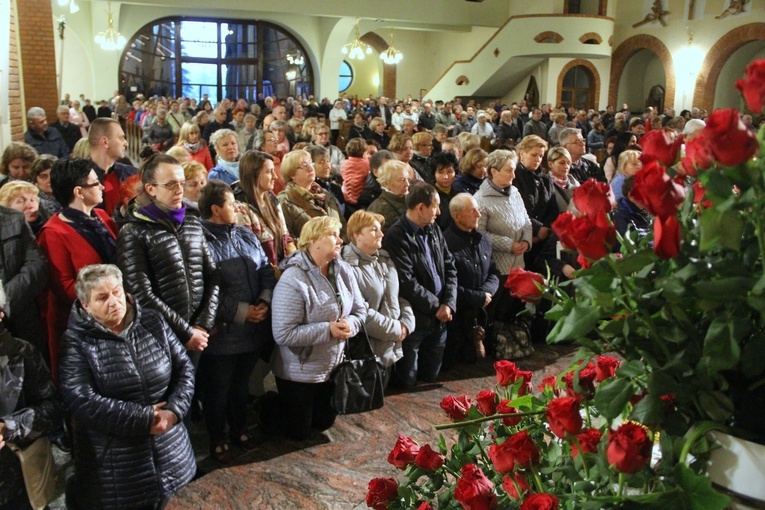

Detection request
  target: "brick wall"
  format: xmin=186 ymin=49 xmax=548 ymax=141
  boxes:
xmin=9 ymin=0 xmax=24 ymax=141
xmin=16 ymin=0 xmax=59 ymax=129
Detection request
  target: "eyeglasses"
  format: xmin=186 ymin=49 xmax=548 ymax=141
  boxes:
xmin=298 ymin=162 xmax=315 ymax=170
xmin=79 ymin=181 xmax=103 ymax=189
xmin=267 ymin=137 xmax=278 ymax=142
xmin=151 ymin=181 xmax=186 ymax=190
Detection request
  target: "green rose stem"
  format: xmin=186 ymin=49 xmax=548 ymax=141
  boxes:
xmin=434 ymin=410 xmax=546 ymax=430
xmin=531 ymin=470 xmax=545 ymax=493
xmin=474 ymin=433 xmax=492 ymax=466
xmin=617 ymin=472 xmax=625 ymax=497
xmin=678 ymin=421 xmax=730 ymax=464
xmin=570 ymin=435 xmax=590 ymax=478
xmin=583 ymin=400 xmax=593 ymax=428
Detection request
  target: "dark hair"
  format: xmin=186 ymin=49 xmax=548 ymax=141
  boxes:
xmin=30 ymin=154 xmax=58 ymax=182
xmin=51 ymin=157 xmax=92 ymax=206
xmin=345 ymin=138 xmax=368 ymax=158
xmin=370 ymin=149 xmax=395 ymax=172
xmin=431 ymin=151 xmax=459 ymax=173
xmin=238 ymin=150 xmax=274 ymax=205
xmin=305 ymin=145 xmax=329 ymax=162
xmin=198 ymin=179 xmax=232 ymax=219
xmin=139 ymin=153 xmax=180 ymax=185
xmin=611 ymin=131 xmax=637 ymax=165
xmin=406 ymin=181 xmax=438 ymax=210
xmin=622 ymin=175 xmax=635 ymax=200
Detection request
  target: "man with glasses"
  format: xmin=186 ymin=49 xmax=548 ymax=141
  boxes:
xmin=559 ymin=128 xmax=607 ymax=183
xmin=24 ymin=107 xmax=70 ymax=159
xmin=88 ymin=118 xmax=137 ymax=215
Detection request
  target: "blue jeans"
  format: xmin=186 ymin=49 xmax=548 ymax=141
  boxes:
xmin=394 ymin=323 xmax=447 ymax=388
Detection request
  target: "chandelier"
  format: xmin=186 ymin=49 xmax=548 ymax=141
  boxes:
xmin=94 ymin=2 xmax=126 ymax=51
xmin=341 ymin=18 xmax=372 ymax=60
xmin=380 ymin=32 xmax=403 ymax=65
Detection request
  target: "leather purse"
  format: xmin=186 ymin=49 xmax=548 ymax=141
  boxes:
xmin=8 ymin=437 xmax=58 ymax=510
xmin=331 ymin=325 xmax=385 ymax=415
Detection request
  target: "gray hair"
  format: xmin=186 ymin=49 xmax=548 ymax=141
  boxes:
xmin=558 ymin=128 xmax=581 ymax=144
xmin=250 ymin=130 xmax=266 ymax=150
xmin=75 ymin=264 xmax=123 ymax=304
xmin=486 ymin=149 xmax=518 ymax=181
xmin=57 ymin=104 xmax=69 ymax=114
xmin=210 ymin=128 xmax=238 ymax=149
xmin=449 ymin=192 xmax=475 ymax=216
xmin=27 ymin=107 xmax=45 ymax=119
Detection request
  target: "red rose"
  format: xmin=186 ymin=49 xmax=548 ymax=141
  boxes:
xmin=476 ymin=390 xmax=497 ymax=416
xmin=520 ymin=493 xmax=560 ymax=510
xmin=516 ymin=370 xmax=534 ymax=396
xmin=387 ymin=434 xmax=419 ymax=468
xmin=494 ymin=360 xmax=519 ymax=386
xmin=552 ymin=210 xmax=616 ymax=264
xmin=505 ymin=268 xmax=545 ymax=303
xmin=595 ymin=356 xmax=620 ymax=382
xmin=503 ymin=430 xmax=540 ymax=468
xmin=497 ymin=400 xmax=521 ymax=426
xmin=417 ymin=503 xmax=434 ymax=510
xmin=654 ymin=214 xmax=681 ymax=259
xmin=537 ymin=375 xmax=560 ymax=395
xmin=414 ymin=444 xmax=444 ymax=472
xmin=736 ymin=59 xmax=765 ymax=113
xmin=607 ymin=422 xmax=653 ymax=474
xmin=703 ymin=108 xmax=759 ymax=167
xmin=630 ymin=160 xmax=686 ymax=220
xmin=572 ymin=178 xmax=614 ymax=218
xmin=546 ymin=396 xmax=583 ymax=439
xmin=639 ymin=129 xmax=683 ymax=167
xmin=366 ymin=477 xmax=398 ymax=510
xmin=454 ymin=464 xmax=497 ymax=510
xmin=502 ymin=472 xmax=530 ymax=499
xmin=692 ymin=181 xmax=713 ymax=209
xmin=572 ymin=428 xmax=602 ymax=458
xmin=440 ymin=395 xmax=473 ymax=422
xmin=630 ymin=391 xmax=647 ymax=406
xmin=563 ymin=363 xmax=596 ymax=397
xmin=680 ymin=135 xmax=712 ymax=177
xmin=488 ymin=440 xmax=516 ymax=474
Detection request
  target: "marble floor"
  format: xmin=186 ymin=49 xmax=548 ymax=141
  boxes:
xmin=164 ymin=343 xmax=579 ymax=510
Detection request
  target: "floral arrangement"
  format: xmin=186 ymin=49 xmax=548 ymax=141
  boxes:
xmin=366 ymin=360 xmax=728 ymax=509
xmin=366 ymin=60 xmax=765 ymax=510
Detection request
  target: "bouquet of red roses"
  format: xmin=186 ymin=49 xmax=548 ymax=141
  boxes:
xmin=366 ymin=359 xmax=727 ymax=509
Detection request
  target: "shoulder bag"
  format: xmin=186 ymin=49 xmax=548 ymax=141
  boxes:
xmin=331 ymin=325 xmax=385 ymax=415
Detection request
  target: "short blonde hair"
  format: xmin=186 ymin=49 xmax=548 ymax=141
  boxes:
xmin=369 ymin=117 xmax=385 ymax=131
xmin=281 ymin=150 xmax=311 ymax=184
xmin=183 ymin=161 xmax=207 ymax=181
xmin=210 ymin=129 xmax=238 ymax=150
xmin=516 ymin=135 xmax=548 ymax=154
xmin=72 ymin=138 xmax=91 ymax=159
xmin=547 ymin=147 xmax=571 ymax=164
xmin=617 ymin=150 xmax=641 ymax=175
xmin=0 ymin=180 xmax=39 ymax=207
xmin=165 ymin=146 xmax=191 ymax=163
xmin=347 ymin=210 xmax=384 ymax=241
xmin=302 ymin=118 xmax=319 ymax=137
xmin=411 ymin=132 xmax=433 ymax=151
xmin=388 ymin=133 xmax=412 ymax=154
xmin=457 ymin=132 xmax=480 ymax=152
xmin=298 ymin=216 xmax=342 ymax=251
xmin=376 ymin=160 xmax=410 ymax=187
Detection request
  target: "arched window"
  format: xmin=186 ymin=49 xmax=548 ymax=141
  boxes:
xmin=338 ymin=61 xmax=353 ymax=93
xmin=560 ymin=65 xmax=595 ymax=110
xmin=120 ymin=17 xmax=313 ymax=102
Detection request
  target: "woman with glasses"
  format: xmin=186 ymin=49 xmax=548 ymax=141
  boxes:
xmin=277 ymin=150 xmax=345 ymax=240
xmin=208 ymin=129 xmax=241 ymax=185
xmin=311 ymin=124 xmax=345 ymax=177
xmin=410 ymin=132 xmax=435 ymax=184
xmin=118 ymin=153 xmax=219 ymax=370
xmin=37 ymin=157 xmax=119 ymax=381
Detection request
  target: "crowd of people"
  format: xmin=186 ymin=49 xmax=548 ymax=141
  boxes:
xmin=1 ymin=88 xmax=750 ymax=509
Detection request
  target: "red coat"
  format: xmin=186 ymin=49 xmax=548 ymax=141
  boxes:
xmin=37 ymin=209 xmax=119 ymax=382
xmin=189 ymin=144 xmax=214 ymax=170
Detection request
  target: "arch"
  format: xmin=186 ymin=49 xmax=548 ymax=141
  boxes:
xmin=360 ymin=32 xmax=397 ymax=99
xmin=557 ymin=59 xmax=600 ymax=110
xmin=693 ymin=23 xmax=765 ymax=112
xmin=579 ymin=32 xmax=602 ymax=45
xmin=534 ymin=31 xmax=564 ymax=44
xmin=456 ymin=75 xmax=470 ymax=86
xmin=609 ymin=34 xmax=674 ymax=110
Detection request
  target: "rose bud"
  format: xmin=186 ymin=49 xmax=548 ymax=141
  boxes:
xmin=440 ymin=395 xmax=473 ymax=422
xmin=505 ymin=268 xmax=546 ymax=303
xmin=607 ymin=422 xmax=653 ymax=474
xmin=595 ymin=356 xmax=620 ymax=382
xmin=414 ymin=444 xmax=444 ymax=472
xmin=572 ymin=428 xmax=603 ymax=458
xmin=502 ymin=472 xmax=530 ymax=499
xmin=494 ymin=360 xmax=519 ymax=387
xmin=366 ymin=477 xmax=398 ymax=510
xmin=387 ymin=434 xmax=419 ymax=468
xmin=476 ymin=390 xmax=497 ymax=416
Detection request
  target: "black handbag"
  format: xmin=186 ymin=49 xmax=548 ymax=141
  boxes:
xmin=331 ymin=325 xmax=385 ymax=415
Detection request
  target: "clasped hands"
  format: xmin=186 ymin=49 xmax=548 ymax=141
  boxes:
xmin=150 ymin=402 xmax=177 ymax=435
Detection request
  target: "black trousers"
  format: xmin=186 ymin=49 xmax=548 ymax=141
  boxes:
xmin=261 ymin=377 xmax=336 ymax=440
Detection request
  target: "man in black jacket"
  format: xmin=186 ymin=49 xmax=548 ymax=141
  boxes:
xmin=50 ymin=105 xmax=82 ymax=153
xmin=383 ymin=182 xmax=457 ymax=388
xmin=559 ymin=128 xmax=607 ymax=183
xmin=443 ymin=194 xmax=499 ymax=369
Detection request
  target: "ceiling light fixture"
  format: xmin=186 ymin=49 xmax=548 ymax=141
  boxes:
xmin=341 ymin=18 xmax=373 ymax=60
xmin=380 ymin=31 xmax=403 ymax=65
xmin=94 ymin=2 xmax=127 ymax=51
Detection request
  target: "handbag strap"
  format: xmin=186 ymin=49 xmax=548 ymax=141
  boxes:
xmin=342 ymin=323 xmax=374 ymax=361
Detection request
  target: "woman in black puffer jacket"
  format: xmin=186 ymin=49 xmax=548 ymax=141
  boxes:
xmin=59 ymin=264 xmax=195 ymax=510
xmin=117 ymin=153 xmax=219 ymax=362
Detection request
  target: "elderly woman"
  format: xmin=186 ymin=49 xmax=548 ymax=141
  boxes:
xmin=497 ymin=110 xmax=521 ymax=147
xmin=307 ymin=144 xmax=345 ymax=215
xmin=411 ymin=132 xmax=435 ymax=184
xmin=30 ymin=154 xmax=62 ymax=216
xmin=261 ymin=216 xmax=366 ymax=440
xmin=176 ymin=122 xmax=214 ymax=170
xmin=311 ymin=124 xmax=345 ymax=176
xmin=182 ymin=160 xmax=208 ymax=216
xmin=611 ymin=149 xmax=642 ymax=202
xmin=270 ymin=120 xmax=291 ymax=155
xmin=514 ymin=135 xmax=557 ymax=242
xmin=234 ymin=151 xmax=295 ymax=266
xmin=367 ymin=159 xmax=411 ymax=234
xmin=59 ymin=264 xmax=195 ymax=509
xmin=453 ymin=148 xmax=488 ymax=195
xmin=0 ymin=294 xmax=62 ymax=510
xmin=69 ymin=100 xmax=90 ymax=138
xmin=277 ymin=149 xmax=345 ymax=240
xmin=208 ymin=129 xmax=241 ymax=184
xmin=547 ymin=112 xmax=568 ymax=147
xmin=342 ymin=211 xmax=414 ymax=380
xmin=118 ymin=153 xmax=219 ymax=363
xmin=0 ymin=180 xmax=49 ymax=235
xmin=142 ymin=106 xmax=174 ymax=151
xmin=547 ymin=147 xmax=579 ymax=213
xmin=329 ymin=100 xmax=348 ymax=145
xmin=340 ymin=138 xmax=370 ymax=207
xmin=368 ymin=117 xmax=390 ymax=149
xmin=198 ymin=181 xmax=276 ymax=463
xmin=1 ymin=142 xmax=37 ymax=186
xmin=238 ymin=114 xmax=258 ymax=152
